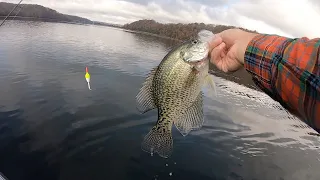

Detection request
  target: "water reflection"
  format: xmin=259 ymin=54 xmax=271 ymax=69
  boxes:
xmin=203 ymin=75 xmax=320 ymax=150
xmin=0 ymin=20 xmax=319 ymax=180
xmin=126 ymin=30 xmax=180 ymax=50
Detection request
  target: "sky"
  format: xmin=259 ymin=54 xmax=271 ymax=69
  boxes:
xmin=2 ymin=0 xmax=320 ymax=38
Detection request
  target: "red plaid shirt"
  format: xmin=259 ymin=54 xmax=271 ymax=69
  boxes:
xmin=244 ymin=34 xmax=320 ymax=133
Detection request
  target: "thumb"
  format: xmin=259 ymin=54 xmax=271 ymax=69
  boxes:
xmin=210 ymin=41 xmax=226 ymax=65
xmin=216 ymin=29 xmax=243 ymax=47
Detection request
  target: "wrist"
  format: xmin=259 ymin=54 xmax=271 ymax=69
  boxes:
xmin=238 ymin=32 xmax=260 ymax=64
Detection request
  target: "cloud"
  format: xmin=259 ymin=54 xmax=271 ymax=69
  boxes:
xmin=2 ymin=0 xmax=320 ymax=38
xmin=232 ymin=0 xmax=320 ymax=38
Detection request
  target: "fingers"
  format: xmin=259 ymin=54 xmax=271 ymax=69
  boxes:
xmin=215 ymin=28 xmax=242 ymax=47
xmin=208 ymin=35 xmax=222 ymax=50
xmin=210 ymin=42 xmax=226 ymax=65
xmin=208 ymin=34 xmax=223 ymax=65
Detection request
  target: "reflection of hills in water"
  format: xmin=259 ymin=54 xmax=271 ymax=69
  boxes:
xmin=124 ymin=29 xmax=181 ymax=50
xmin=202 ymin=73 xmax=320 ymax=153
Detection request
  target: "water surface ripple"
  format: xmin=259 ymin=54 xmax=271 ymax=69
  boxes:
xmin=0 ymin=21 xmax=319 ymax=180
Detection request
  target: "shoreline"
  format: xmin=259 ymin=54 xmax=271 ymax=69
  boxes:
xmin=0 ymin=16 xmax=122 ymax=28
xmin=121 ymin=29 xmax=182 ymax=42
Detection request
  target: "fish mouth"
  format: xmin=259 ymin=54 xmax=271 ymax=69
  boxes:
xmin=187 ymin=57 xmax=207 ymax=66
xmin=187 ymin=57 xmax=208 ymax=74
xmin=185 ymin=49 xmax=209 ymax=64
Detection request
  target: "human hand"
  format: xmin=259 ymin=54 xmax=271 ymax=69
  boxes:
xmin=208 ymin=29 xmax=258 ymax=73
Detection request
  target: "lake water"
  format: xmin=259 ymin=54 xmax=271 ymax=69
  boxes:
xmin=0 ymin=20 xmax=320 ymax=180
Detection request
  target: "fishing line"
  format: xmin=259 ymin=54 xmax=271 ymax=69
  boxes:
xmin=12 ymin=3 xmax=25 ymax=20
xmin=0 ymin=0 xmax=24 ymax=27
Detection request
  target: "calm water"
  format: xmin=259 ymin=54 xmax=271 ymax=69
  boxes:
xmin=0 ymin=21 xmax=320 ymax=180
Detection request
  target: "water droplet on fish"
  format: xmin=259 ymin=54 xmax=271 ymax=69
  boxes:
xmin=169 ymin=172 xmax=172 ymax=176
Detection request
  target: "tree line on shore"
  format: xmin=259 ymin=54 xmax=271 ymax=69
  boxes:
xmin=123 ymin=19 xmax=257 ymax=41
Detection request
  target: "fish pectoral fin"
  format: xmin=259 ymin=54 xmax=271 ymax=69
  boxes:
xmin=205 ymin=74 xmax=217 ymax=98
xmin=174 ymin=92 xmax=204 ymax=136
xmin=136 ymin=67 xmax=157 ymax=114
xmin=141 ymin=124 xmax=173 ymax=158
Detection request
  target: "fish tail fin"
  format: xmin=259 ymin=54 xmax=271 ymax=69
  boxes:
xmin=141 ymin=123 xmax=173 ymax=158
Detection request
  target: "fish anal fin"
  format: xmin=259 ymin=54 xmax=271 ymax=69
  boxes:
xmin=174 ymin=92 xmax=204 ymax=136
xmin=136 ymin=67 xmax=157 ymax=114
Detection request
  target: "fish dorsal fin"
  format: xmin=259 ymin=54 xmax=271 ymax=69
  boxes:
xmin=174 ymin=92 xmax=204 ymax=136
xmin=136 ymin=67 xmax=158 ymax=114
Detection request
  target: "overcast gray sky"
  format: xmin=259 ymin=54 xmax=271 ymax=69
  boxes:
xmin=2 ymin=0 xmax=320 ymax=38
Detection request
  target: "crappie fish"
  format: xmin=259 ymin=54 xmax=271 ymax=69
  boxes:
xmin=136 ymin=30 xmax=216 ymax=158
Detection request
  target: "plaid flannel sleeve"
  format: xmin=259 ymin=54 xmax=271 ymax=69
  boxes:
xmin=244 ymin=34 xmax=320 ymax=132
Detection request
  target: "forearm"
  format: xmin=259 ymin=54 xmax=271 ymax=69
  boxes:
xmin=244 ymin=34 xmax=320 ymax=132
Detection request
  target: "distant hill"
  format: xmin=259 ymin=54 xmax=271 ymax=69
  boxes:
xmin=0 ymin=2 xmax=92 ymax=24
xmin=123 ymin=19 xmax=257 ymax=41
